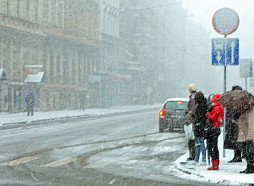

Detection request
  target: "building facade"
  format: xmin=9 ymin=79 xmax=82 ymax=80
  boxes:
xmin=0 ymin=0 xmax=213 ymax=112
xmin=41 ymin=0 xmax=99 ymax=110
xmin=97 ymin=0 xmax=121 ymax=108
xmin=0 ymin=0 xmax=99 ymax=112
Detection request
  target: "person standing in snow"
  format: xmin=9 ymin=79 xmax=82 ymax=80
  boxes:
xmin=237 ymin=107 xmax=254 ymax=174
xmin=26 ymin=90 xmax=35 ymax=116
xmin=79 ymin=94 xmax=86 ymax=111
xmin=184 ymin=83 xmax=197 ymax=161
xmin=191 ymin=91 xmax=207 ymax=165
xmin=224 ymin=85 xmax=243 ymax=163
xmin=206 ymin=93 xmax=224 ymax=170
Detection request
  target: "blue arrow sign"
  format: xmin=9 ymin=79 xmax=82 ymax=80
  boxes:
xmin=212 ymin=38 xmax=239 ymax=66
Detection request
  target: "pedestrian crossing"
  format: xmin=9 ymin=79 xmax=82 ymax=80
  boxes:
xmin=40 ymin=157 xmax=78 ymax=168
xmin=84 ymin=161 xmax=108 ymax=169
xmin=0 ymin=155 xmax=105 ymax=169
xmin=1 ymin=156 xmax=39 ymax=166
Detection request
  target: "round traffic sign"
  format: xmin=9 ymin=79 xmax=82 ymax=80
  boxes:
xmin=212 ymin=8 xmax=239 ymax=35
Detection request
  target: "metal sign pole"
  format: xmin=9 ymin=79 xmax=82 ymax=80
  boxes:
xmin=212 ymin=8 xmax=240 ymax=158
xmin=223 ymin=35 xmax=227 ymax=157
xmin=245 ymin=77 xmax=248 ymax=91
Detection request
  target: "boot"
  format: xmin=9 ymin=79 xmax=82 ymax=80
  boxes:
xmin=240 ymin=141 xmax=254 ymax=174
xmin=228 ymin=149 xmax=242 ymax=163
xmin=240 ymin=161 xmax=254 ymax=174
xmin=208 ymin=159 xmax=219 ymax=170
xmin=228 ymin=157 xmax=242 ymax=163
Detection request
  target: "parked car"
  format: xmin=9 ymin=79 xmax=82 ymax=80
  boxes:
xmin=158 ymin=98 xmax=189 ymax=132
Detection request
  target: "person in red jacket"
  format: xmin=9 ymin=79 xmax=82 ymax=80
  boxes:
xmin=206 ymin=94 xmax=224 ymax=170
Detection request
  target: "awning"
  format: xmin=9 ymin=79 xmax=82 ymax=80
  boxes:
xmin=0 ymin=68 xmax=7 ymax=80
xmin=24 ymin=72 xmax=44 ymax=83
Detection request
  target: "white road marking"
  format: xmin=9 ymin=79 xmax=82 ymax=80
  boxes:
xmin=41 ymin=157 xmax=78 ymax=167
xmin=1 ymin=156 xmax=39 ymax=166
xmin=109 ymin=179 xmax=115 ymax=184
xmin=84 ymin=162 xmax=108 ymax=169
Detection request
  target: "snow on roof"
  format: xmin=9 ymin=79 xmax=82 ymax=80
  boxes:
xmin=165 ymin=98 xmax=189 ymax=102
xmin=24 ymin=72 xmax=44 ymax=83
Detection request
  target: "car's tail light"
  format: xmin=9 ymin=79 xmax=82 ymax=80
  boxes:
xmin=159 ymin=109 xmax=166 ymax=117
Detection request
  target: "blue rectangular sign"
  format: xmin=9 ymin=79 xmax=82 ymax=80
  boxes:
xmin=212 ymin=38 xmax=239 ymax=66
xmin=212 ymin=39 xmax=225 ymax=65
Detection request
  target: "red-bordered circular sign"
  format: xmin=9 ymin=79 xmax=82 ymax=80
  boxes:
xmin=212 ymin=8 xmax=239 ymax=35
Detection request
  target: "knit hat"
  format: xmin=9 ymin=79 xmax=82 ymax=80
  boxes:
xmin=188 ymin=83 xmax=197 ymax=91
xmin=232 ymin=85 xmax=242 ymax=90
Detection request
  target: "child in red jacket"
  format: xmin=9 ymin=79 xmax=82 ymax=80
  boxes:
xmin=206 ymin=94 xmax=224 ymax=170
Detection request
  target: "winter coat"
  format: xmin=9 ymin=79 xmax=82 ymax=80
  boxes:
xmin=192 ymin=102 xmax=208 ymax=137
xmin=237 ymin=108 xmax=254 ymax=142
xmin=26 ymin=92 xmax=35 ymax=108
xmin=206 ymin=94 xmax=224 ymax=128
xmin=186 ymin=92 xmax=196 ymax=124
xmin=224 ymin=108 xmax=241 ymax=149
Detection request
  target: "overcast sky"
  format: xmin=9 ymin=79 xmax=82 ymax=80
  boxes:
xmin=181 ymin=0 xmax=254 ymax=56
xmin=181 ymin=0 xmax=254 ymax=92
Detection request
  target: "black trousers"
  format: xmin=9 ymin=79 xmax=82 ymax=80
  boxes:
xmin=207 ymin=128 xmax=221 ymax=160
xmin=27 ymin=106 xmax=34 ymax=116
xmin=188 ymin=140 xmax=195 ymax=159
xmin=234 ymin=147 xmax=242 ymax=159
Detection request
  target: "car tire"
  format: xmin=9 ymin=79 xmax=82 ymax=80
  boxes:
xmin=168 ymin=126 xmax=174 ymax=132
xmin=159 ymin=124 xmax=164 ymax=132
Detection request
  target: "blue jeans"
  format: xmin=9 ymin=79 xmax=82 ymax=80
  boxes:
xmin=195 ymin=137 xmax=206 ymax=162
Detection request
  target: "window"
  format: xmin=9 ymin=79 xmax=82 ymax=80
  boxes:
xmin=47 ymin=0 xmax=51 ymax=24
xmin=17 ymin=0 xmax=20 ymax=18
xmin=0 ymin=0 xmax=7 ymax=15
xmin=60 ymin=1 xmax=65 ymax=29
xmin=53 ymin=0 xmax=58 ymax=26
xmin=56 ymin=53 xmax=61 ymax=83
xmin=68 ymin=9 xmax=72 ymax=32
xmin=27 ymin=0 xmax=31 ymax=21
xmin=165 ymin=101 xmax=188 ymax=110
xmin=10 ymin=0 xmax=17 ymax=18
xmin=30 ymin=0 xmax=36 ymax=22
xmin=35 ymin=0 xmax=39 ymax=23
xmin=7 ymin=0 xmax=10 ymax=16
xmin=19 ymin=0 xmax=26 ymax=20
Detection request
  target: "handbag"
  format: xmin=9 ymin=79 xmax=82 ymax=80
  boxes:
xmin=184 ymin=123 xmax=195 ymax=140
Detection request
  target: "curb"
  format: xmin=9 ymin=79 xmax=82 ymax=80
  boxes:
xmin=174 ymin=164 xmax=205 ymax=177
xmin=174 ymin=161 xmax=240 ymax=185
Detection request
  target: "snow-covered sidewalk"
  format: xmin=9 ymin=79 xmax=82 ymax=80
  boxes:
xmin=0 ymin=104 xmax=161 ymax=127
xmin=174 ymin=131 xmax=254 ymax=185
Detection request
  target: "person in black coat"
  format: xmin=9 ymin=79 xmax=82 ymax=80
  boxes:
xmin=224 ymin=85 xmax=243 ymax=163
xmin=26 ymin=91 xmax=35 ymax=116
xmin=192 ymin=91 xmax=208 ymax=165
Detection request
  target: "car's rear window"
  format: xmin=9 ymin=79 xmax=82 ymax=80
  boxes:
xmin=164 ymin=101 xmax=188 ymax=110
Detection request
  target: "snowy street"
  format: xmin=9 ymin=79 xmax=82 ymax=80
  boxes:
xmin=0 ymin=107 xmax=218 ymax=185
xmin=0 ymin=0 xmax=254 ymax=185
